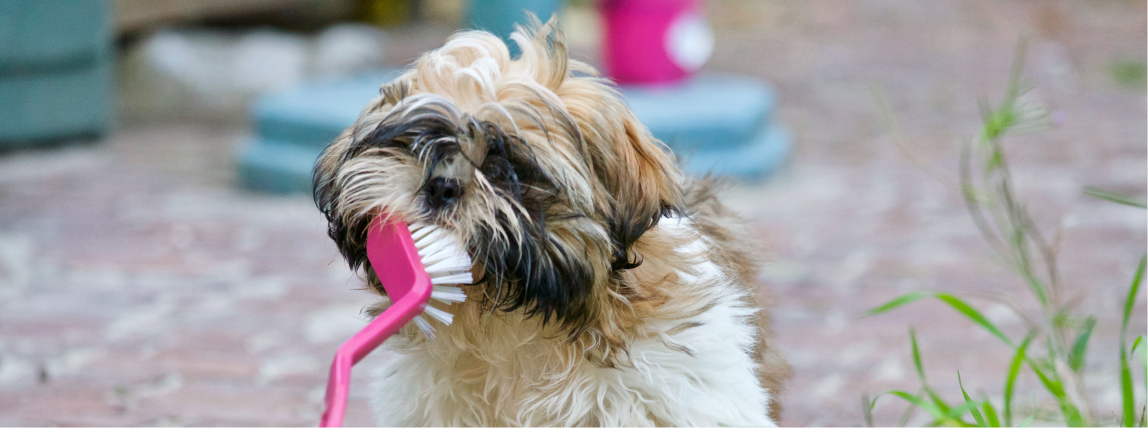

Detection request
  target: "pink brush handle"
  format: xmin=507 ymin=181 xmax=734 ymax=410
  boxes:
xmin=320 ymin=216 xmax=432 ymax=427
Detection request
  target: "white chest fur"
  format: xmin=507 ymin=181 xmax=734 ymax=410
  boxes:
xmin=368 ymin=217 xmax=775 ymax=426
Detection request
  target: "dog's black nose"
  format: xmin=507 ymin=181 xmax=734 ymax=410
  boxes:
xmin=425 ymin=177 xmax=462 ymax=209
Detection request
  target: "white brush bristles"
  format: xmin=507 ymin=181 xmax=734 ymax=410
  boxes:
xmin=407 ymin=222 xmax=473 ymax=338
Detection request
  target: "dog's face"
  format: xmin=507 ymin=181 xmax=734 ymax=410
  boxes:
xmin=313 ymin=20 xmax=682 ymax=341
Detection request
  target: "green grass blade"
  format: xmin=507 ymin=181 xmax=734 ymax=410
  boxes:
xmin=897 ymin=389 xmax=922 ymax=427
xmin=985 ymin=150 xmax=1003 ymax=174
xmin=869 ymin=293 xmax=1015 ymax=347
xmin=1028 ymin=361 xmax=1086 ymax=426
xmin=958 ymin=372 xmax=987 ymax=426
xmin=873 ymin=390 xmax=976 ymax=426
xmin=1062 ymin=403 xmax=1087 ymax=427
xmin=911 ymin=328 xmax=927 ymax=382
xmin=1069 ymin=317 xmax=1097 ymax=372
xmin=1123 ymin=256 xmax=1146 ymax=336
xmin=873 ymin=390 xmax=949 ymax=422
xmin=1019 ymin=415 xmax=1035 ymax=427
xmin=1122 ymin=256 xmax=1145 ymax=427
xmin=1138 ymin=346 xmax=1148 ymax=426
xmin=908 ymin=329 xmax=954 ymax=415
xmin=983 ymin=401 xmax=1001 ymax=427
xmin=1123 ymin=346 xmax=1136 ymax=427
xmin=1084 ymin=187 xmax=1148 ymax=209
xmin=866 ymin=292 xmax=929 ymax=317
xmin=945 ymin=401 xmax=984 ymax=426
xmin=1005 ymin=334 xmax=1035 ymax=426
xmin=1027 ymin=358 xmax=1062 ymax=395
xmin=926 ymin=389 xmax=953 ymax=416
xmin=1134 ymin=330 xmax=1146 ymax=425
xmin=934 ymin=293 xmax=1016 ymax=347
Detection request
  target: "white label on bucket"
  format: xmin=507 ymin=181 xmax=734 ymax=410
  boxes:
xmin=665 ymin=12 xmax=714 ymax=72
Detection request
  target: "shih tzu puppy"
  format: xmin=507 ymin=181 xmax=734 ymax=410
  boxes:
xmin=312 ymin=17 xmax=790 ymax=426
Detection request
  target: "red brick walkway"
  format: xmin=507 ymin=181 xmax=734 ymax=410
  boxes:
xmin=1 ymin=1 xmax=1144 ymax=426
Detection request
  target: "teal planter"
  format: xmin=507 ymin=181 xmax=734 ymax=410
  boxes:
xmin=0 ymin=59 xmax=112 ymax=145
xmin=620 ymin=75 xmax=775 ymax=153
xmin=0 ymin=0 xmax=111 ymax=69
xmin=618 ymin=75 xmax=790 ymax=179
xmin=0 ymin=0 xmax=113 ymax=145
xmin=240 ymin=138 xmax=327 ymax=193
xmin=465 ymin=0 xmax=561 ymax=55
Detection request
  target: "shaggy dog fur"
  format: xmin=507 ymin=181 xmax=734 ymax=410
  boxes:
xmin=312 ymin=18 xmax=790 ymax=426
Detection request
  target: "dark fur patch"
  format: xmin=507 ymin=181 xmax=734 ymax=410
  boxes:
xmin=465 ymin=121 xmax=599 ymax=330
xmin=606 ymin=203 xmax=680 ymax=273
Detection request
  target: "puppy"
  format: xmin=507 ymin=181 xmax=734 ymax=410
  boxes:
xmin=313 ymin=17 xmax=790 ymax=426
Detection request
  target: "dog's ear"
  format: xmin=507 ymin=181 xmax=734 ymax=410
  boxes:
xmin=603 ymin=112 xmax=683 ymax=271
xmin=505 ymin=16 xmax=682 ymax=271
xmin=555 ymin=69 xmax=683 ymax=273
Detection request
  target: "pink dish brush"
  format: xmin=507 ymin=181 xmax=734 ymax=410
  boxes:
xmin=319 ymin=215 xmax=472 ymax=427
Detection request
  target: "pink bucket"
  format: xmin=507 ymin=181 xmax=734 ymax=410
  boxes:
xmin=600 ymin=0 xmax=712 ymax=85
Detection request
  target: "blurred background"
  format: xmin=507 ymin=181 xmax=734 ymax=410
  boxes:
xmin=0 ymin=0 xmax=1144 ymax=425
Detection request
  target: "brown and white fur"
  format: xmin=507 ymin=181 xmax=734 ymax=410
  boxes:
xmin=312 ymin=17 xmax=790 ymax=426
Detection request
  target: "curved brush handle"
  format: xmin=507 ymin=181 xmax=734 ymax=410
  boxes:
xmin=319 ymin=216 xmax=432 ymax=427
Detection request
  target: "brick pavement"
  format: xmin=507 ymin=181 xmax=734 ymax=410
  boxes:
xmin=1 ymin=1 xmax=1145 ymax=426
